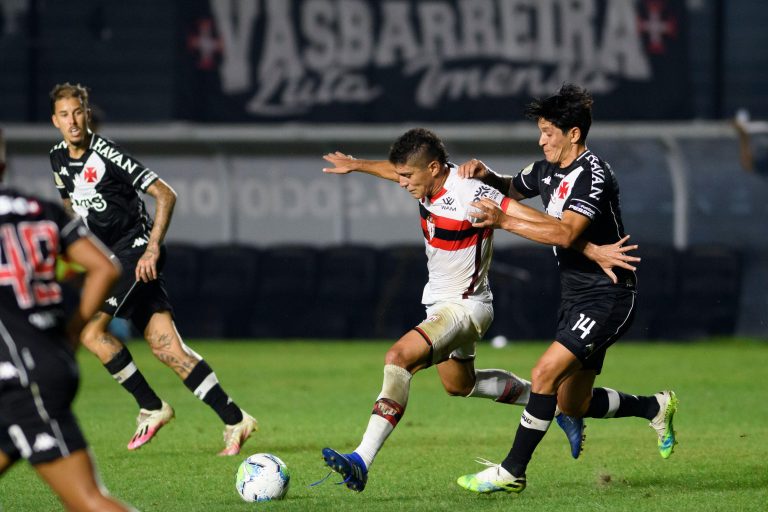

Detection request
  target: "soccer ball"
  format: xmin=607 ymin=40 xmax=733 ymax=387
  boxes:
xmin=235 ymin=453 xmax=290 ymax=502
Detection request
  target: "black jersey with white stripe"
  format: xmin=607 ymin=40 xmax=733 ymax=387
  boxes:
xmin=511 ymin=149 xmax=636 ymax=292
xmin=0 ymin=187 xmax=88 ymax=337
xmin=49 ymin=134 xmax=157 ymax=254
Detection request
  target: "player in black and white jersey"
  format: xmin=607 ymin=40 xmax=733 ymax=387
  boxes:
xmin=455 ymin=84 xmax=678 ymax=495
xmin=48 ymin=83 xmax=256 ymax=456
xmin=0 ymin=129 xmax=134 ymax=511
xmin=317 ymin=128 xmax=634 ymax=492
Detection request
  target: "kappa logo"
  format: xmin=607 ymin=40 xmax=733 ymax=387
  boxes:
xmin=59 ymin=166 xmax=70 ymax=176
xmin=132 ymin=237 xmax=148 ymax=248
xmin=542 ymin=176 xmax=552 ymax=185
xmin=0 ymin=362 xmax=20 ymax=381
xmin=32 ymin=433 xmax=58 ymax=452
xmin=106 ymin=297 xmax=118 ymax=307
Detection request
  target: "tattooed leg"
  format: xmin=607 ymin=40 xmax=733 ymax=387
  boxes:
xmin=80 ymin=312 xmax=125 ymax=363
xmin=144 ymin=311 xmax=198 ymax=379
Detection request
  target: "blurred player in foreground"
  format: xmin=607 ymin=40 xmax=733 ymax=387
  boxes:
xmin=0 ymin=129 xmax=134 ymax=511
xmin=48 ymin=83 xmax=256 ymax=455
xmin=318 ymin=128 xmax=636 ymax=492
xmin=455 ymin=84 xmax=678 ymax=495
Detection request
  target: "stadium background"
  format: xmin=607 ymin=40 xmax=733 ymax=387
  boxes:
xmin=2 ymin=0 xmax=767 ymax=341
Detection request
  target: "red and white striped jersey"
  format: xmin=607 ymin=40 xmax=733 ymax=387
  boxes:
xmin=419 ymin=166 xmax=510 ymax=304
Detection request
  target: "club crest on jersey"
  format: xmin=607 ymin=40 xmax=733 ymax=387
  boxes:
xmin=426 ymin=214 xmax=435 ymax=240
xmin=71 ymin=161 xmax=108 ymax=213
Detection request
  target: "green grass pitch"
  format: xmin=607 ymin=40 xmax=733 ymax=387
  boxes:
xmin=2 ymin=338 xmax=766 ymax=511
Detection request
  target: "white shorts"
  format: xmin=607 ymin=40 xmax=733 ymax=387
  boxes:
xmin=414 ymin=300 xmax=494 ymax=366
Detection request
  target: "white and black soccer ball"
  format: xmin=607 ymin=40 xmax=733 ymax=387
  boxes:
xmin=235 ymin=453 xmax=290 ymax=502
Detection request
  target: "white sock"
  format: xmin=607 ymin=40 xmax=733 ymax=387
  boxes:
xmin=468 ymin=369 xmax=531 ymax=405
xmin=354 ymin=364 xmax=412 ymax=468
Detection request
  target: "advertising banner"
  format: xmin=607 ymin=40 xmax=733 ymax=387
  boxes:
xmin=178 ymin=0 xmax=690 ymax=122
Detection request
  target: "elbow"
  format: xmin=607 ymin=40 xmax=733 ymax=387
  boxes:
xmin=165 ymin=187 xmax=178 ymax=207
xmin=556 ymin=230 xmax=580 ymax=249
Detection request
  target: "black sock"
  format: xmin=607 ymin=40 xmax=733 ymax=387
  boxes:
xmin=183 ymin=360 xmax=243 ymax=425
xmin=104 ymin=348 xmax=162 ymax=411
xmin=585 ymin=388 xmax=660 ymax=420
xmin=501 ymin=392 xmax=557 ymax=478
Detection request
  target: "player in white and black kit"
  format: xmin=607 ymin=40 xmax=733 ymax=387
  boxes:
xmin=455 ymin=84 xmax=678 ymax=495
xmin=0 ymin=129 xmax=133 ymax=511
xmin=317 ymin=128 xmax=635 ymax=493
xmin=48 ymin=83 xmax=256 ymax=456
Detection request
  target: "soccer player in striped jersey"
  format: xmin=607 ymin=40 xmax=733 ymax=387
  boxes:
xmin=318 ymin=128 xmax=636 ymax=492
xmin=48 ymin=83 xmax=256 ymax=455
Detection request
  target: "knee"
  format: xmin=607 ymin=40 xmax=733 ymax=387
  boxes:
xmin=79 ymin=324 xmax=100 ymax=347
xmin=384 ymin=347 xmax=407 ymax=368
xmin=530 ymin=362 xmax=560 ymax=394
xmin=145 ymin=329 xmax=177 ymax=357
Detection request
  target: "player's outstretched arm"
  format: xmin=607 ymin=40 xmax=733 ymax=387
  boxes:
xmin=139 ymin=179 xmax=177 ymax=282
xmin=471 ymin=198 xmax=588 ymax=247
xmin=65 ymin=235 xmax=121 ymax=346
xmin=322 ymin=152 xmax=399 ymax=182
xmin=472 ymin=198 xmax=639 ymax=284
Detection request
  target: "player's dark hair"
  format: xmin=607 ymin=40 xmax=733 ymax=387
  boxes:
xmin=49 ymin=82 xmax=90 ymax=114
xmin=525 ymin=83 xmax=593 ymax=143
xmin=388 ymin=128 xmax=449 ymax=167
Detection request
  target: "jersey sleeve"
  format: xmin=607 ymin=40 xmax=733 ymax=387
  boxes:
xmin=511 ymin=162 xmax=541 ymax=198
xmin=563 ymin=169 xmax=602 ymax=221
xmin=460 ymin=179 xmax=510 ymax=218
xmin=49 ymin=151 xmax=70 ymax=199
xmin=97 ymin=137 xmax=159 ymax=193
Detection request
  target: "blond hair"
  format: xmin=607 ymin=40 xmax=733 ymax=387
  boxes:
xmin=49 ymin=82 xmax=90 ymax=114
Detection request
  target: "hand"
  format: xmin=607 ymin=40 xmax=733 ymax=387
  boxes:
xmin=457 ymin=159 xmax=490 ymax=180
xmin=322 ymin=151 xmax=358 ymax=174
xmin=589 ymin=235 xmax=640 ymax=284
xmin=468 ymin=198 xmax=504 ymax=228
xmin=135 ymin=245 xmax=159 ymax=282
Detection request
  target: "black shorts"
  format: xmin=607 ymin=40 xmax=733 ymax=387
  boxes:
xmin=555 ymin=287 xmax=636 ymax=374
xmin=103 ymin=245 xmax=174 ymax=332
xmin=0 ymin=330 xmax=87 ymax=465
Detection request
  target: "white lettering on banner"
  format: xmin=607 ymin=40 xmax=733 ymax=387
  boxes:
xmin=237 ymin=176 xmax=342 ymax=219
xmin=208 ymin=0 xmax=653 ymax=115
xmin=211 ymin=0 xmax=259 ymax=93
xmin=235 ymin=175 xmax=413 ymax=220
xmin=172 ymin=180 xmax=221 ymax=217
